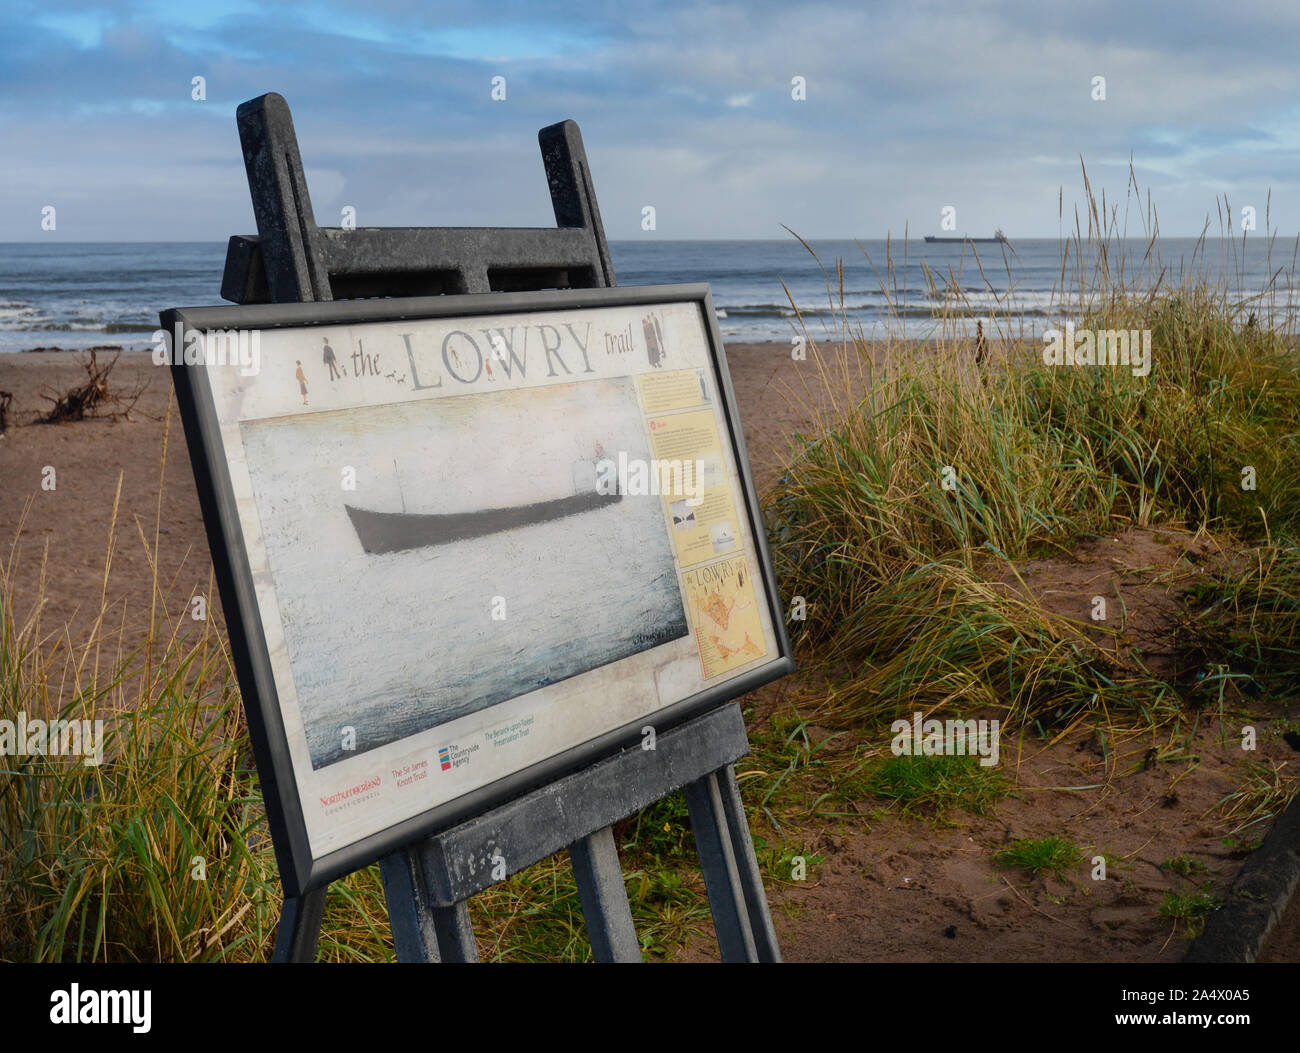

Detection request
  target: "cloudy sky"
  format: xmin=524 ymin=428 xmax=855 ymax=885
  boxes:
xmin=2 ymin=0 xmax=1297 ymax=240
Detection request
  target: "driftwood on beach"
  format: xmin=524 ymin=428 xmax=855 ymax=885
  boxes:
xmin=34 ymin=350 xmax=146 ymax=424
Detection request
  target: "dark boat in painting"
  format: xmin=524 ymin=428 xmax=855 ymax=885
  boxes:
xmin=346 ymin=489 xmax=623 ymax=554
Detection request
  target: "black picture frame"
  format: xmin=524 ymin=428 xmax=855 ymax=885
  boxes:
xmin=162 ymin=282 xmax=795 ymax=896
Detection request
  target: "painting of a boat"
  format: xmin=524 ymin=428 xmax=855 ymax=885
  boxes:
xmin=238 ymin=373 xmax=689 ymax=770
xmin=346 ymin=489 xmax=623 ymax=554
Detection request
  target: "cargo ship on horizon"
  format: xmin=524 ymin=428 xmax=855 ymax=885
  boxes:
xmin=924 ymin=229 xmax=1008 ymax=244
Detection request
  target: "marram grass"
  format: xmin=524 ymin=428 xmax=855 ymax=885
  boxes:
xmin=0 ymin=568 xmax=281 ymax=962
xmin=767 ymin=179 xmax=1300 ymax=734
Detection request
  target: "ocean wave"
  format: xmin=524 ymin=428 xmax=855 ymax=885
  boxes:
xmin=4 ymin=320 xmax=158 ymax=333
xmin=718 ymin=305 xmax=798 ymax=319
xmin=718 ymin=294 xmax=901 ymax=313
xmin=714 ymin=301 xmax=1052 ymax=320
xmin=932 ymin=290 xmax=1063 ymax=308
xmin=104 ymin=322 xmax=157 ymax=333
xmin=886 ymin=305 xmax=1057 ymax=319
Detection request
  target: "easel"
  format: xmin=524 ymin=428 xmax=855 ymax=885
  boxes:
xmin=221 ymin=93 xmax=781 ymax=963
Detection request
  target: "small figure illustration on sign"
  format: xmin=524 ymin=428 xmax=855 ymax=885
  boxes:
xmin=323 ymin=337 xmax=342 ymax=380
xmin=643 ymin=314 xmax=665 ymax=368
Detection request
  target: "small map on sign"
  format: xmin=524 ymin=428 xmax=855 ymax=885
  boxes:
xmin=683 ymin=554 xmax=767 ymax=678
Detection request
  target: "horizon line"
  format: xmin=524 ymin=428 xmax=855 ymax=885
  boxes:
xmin=0 ymin=234 xmax=1289 ymax=245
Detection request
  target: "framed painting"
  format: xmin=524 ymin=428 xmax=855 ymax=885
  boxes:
xmin=161 ymin=283 xmax=794 ymax=894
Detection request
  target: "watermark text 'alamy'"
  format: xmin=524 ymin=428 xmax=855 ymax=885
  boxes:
xmin=152 ymin=323 xmax=260 ymax=376
xmin=1043 ymin=323 xmax=1151 ymax=378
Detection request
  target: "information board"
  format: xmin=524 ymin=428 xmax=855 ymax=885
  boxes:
xmin=163 ymin=283 xmax=794 ymax=893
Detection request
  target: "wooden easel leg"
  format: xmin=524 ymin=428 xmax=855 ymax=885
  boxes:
xmin=431 ymin=902 xmax=478 ymax=962
xmin=717 ymin=763 xmax=782 ymax=962
xmin=684 ymin=770 xmax=759 ymax=961
xmin=272 ymin=886 xmax=327 ymax=962
xmin=380 ymin=849 xmax=442 ymax=962
xmin=381 ymin=846 xmax=479 ymax=962
xmin=569 ymin=826 xmax=641 ymax=962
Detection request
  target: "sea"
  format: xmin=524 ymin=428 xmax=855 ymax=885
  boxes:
xmin=1 ymin=237 xmax=1296 ymax=352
